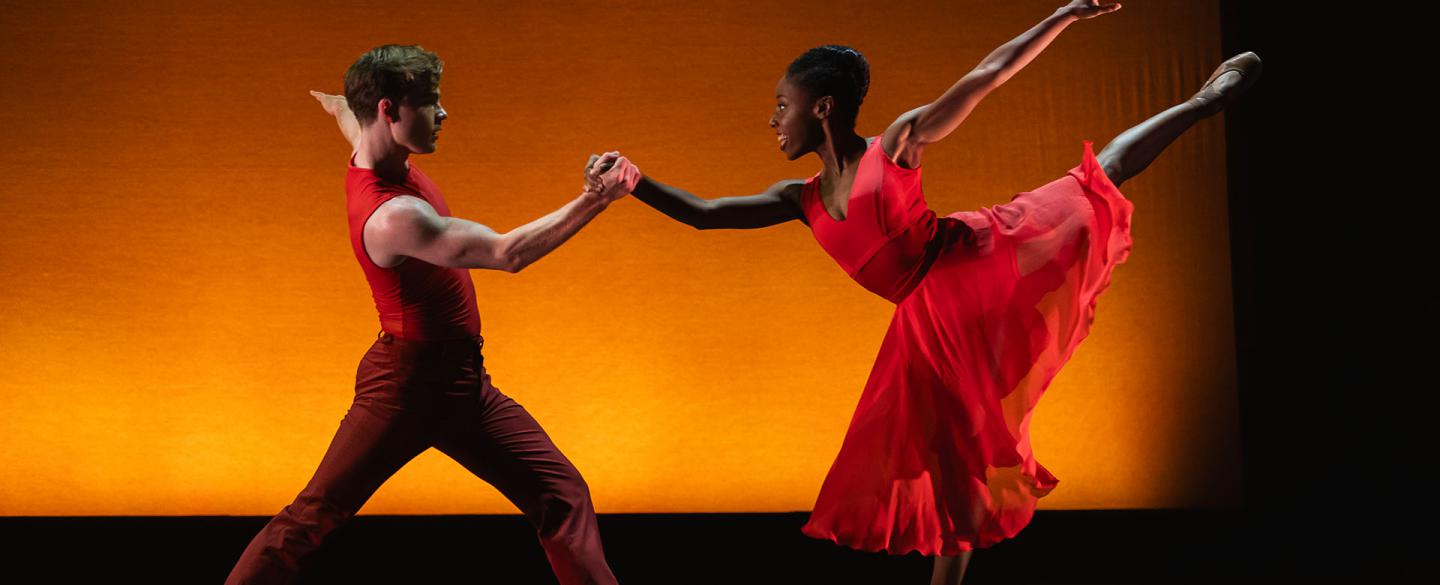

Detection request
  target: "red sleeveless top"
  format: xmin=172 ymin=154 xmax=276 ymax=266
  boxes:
xmin=799 ymin=138 xmax=942 ymax=303
xmin=345 ymin=158 xmax=481 ymax=340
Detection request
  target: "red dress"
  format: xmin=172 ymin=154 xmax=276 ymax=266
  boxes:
xmin=798 ymin=138 xmax=1133 ymax=555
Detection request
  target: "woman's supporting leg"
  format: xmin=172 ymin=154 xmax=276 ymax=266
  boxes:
xmin=930 ymin=551 xmax=973 ymax=585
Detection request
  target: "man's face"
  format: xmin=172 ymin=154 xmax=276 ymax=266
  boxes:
xmin=391 ymin=89 xmax=446 ymax=154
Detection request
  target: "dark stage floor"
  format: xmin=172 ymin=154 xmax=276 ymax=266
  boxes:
xmin=2 ymin=510 xmax=1251 ymax=584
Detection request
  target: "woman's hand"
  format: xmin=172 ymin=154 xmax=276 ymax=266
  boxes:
xmin=583 ymin=151 xmax=641 ymax=204
xmin=1063 ymin=0 xmax=1121 ymax=21
xmin=583 ymin=152 xmax=609 ymax=192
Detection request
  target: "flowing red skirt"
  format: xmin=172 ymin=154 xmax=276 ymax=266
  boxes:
xmin=802 ymin=142 xmax=1134 ymax=555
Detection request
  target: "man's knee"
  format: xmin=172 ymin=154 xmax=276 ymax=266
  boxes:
xmin=275 ymin=494 xmax=355 ymax=541
xmin=534 ymin=473 xmax=595 ymax=538
xmin=228 ymin=494 xmax=356 ymax=583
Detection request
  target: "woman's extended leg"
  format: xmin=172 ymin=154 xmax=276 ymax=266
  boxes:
xmin=1097 ymin=52 xmax=1262 ymax=187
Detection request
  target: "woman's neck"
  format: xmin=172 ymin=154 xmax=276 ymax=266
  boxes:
xmin=814 ymin=127 xmax=868 ymax=181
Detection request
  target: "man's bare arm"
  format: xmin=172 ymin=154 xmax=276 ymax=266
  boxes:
xmin=367 ymin=156 xmax=641 ymax=273
xmin=311 ymin=91 xmax=361 ymax=152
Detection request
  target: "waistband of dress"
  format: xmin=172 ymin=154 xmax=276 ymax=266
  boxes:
xmin=883 ymin=215 xmax=966 ymax=304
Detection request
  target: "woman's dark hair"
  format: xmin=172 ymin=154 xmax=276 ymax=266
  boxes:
xmin=785 ymin=45 xmax=870 ymax=129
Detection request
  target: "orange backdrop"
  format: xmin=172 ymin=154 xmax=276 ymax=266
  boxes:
xmin=0 ymin=0 xmax=1241 ymax=515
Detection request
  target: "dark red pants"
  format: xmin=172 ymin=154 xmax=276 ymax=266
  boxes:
xmin=224 ymin=333 xmax=616 ymax=585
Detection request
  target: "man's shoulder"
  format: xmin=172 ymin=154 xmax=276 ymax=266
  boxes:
xmin=367 ymin=195 xmax=442 ymax=236
xmin=374 ymin=194 xmax=428 ymax=213
xmin=348 ymin=174 xmax=422 ymax=210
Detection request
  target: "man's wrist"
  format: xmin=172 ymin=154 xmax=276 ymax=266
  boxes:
xmin=579 ymin=190 xmax=611 ymax=210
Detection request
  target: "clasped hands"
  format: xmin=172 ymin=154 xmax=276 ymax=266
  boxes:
xmin=583 ymin=152 xmax=641 ymax=204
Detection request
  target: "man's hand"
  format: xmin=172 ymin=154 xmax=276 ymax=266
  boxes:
xmin=310 ymin=90 xmax=349 ymax=117
xmin=310 ymin=90 xmax=361 ymax=150
xmin=583 ymin=151 xmax=641 ymax=204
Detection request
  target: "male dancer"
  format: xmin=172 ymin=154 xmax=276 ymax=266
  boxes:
xmin=224 ymin=44 xmax=638 ymax=585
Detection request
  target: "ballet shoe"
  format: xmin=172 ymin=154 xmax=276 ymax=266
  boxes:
xmin=1194 ymin=51 xmax=1262 ymax=115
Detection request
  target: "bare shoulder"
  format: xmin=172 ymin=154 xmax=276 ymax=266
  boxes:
xmin=882 ymin=105 xmax=928 ymax=169
xmin=369 ymin=195 xmax=443 ymax=234
xmin=362 ymin=196 xmax=447 ymax=268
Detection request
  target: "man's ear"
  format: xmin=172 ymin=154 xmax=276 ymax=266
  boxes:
xmin=378 ymin=97 xmax=399 ymax=123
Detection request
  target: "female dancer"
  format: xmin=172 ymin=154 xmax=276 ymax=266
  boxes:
xmin=588 ymin=1 xmax=1259 ymax=582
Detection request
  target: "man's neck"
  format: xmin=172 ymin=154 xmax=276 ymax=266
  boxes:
xmin=354 ymin=130 xmax=410 ymax=182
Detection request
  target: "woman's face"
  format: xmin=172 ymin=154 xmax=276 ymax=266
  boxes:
xmin=770 ymin=75 xmax=820 ymax=161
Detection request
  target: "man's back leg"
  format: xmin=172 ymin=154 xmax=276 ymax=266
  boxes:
xmin=225 ymin=346 xmax=433 ymax=585
xmin=435 ymin=380 xmax=618 ymax=585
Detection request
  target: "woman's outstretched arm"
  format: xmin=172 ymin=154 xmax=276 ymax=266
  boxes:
xmin=880 ymin=0 xmax=1120 ymax=167
xmin=631 ymin=177 xmax=804 ymax=230
xmin=585 ymin=155 xmax=805 ymax=230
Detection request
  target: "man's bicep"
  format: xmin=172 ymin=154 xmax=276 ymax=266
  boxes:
xmin=369 ymin=197 xmax=460 ymax=267
xmin=389 ymin=198 xmax=513 ymax=270
xmin=432 ymin=216 xmax=509 ymax=270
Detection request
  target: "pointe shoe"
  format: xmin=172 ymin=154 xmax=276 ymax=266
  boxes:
xmin=1194 ymin=51 xmax=1262 ymax=115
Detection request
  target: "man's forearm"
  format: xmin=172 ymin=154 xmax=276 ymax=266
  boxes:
xmin=316 ymin=92 xmax=362 ymax=151
xmin=491 ymin=193 xmax=609 ymax=272
xmin=338 ymin=113 xmax=361 ymax=151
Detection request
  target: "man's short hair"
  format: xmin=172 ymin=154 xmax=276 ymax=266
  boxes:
xmin=344 ymin=45 xmax=443 ymax=126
